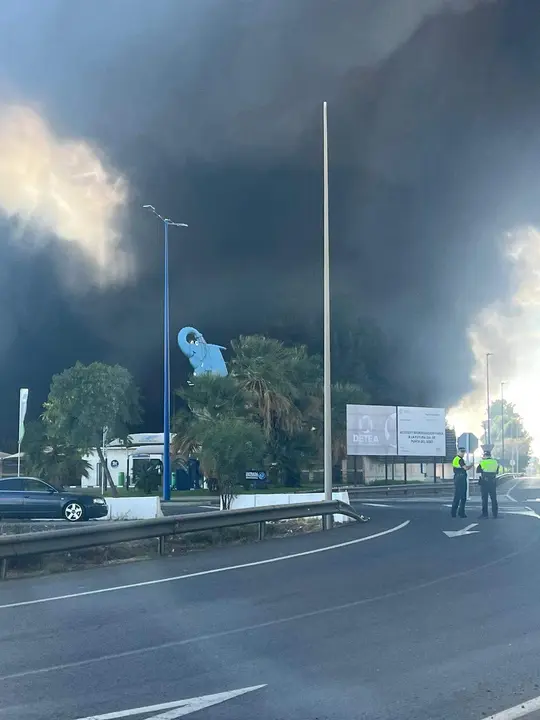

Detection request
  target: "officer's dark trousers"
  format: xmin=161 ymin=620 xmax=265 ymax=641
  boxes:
xmin=480 ymin=478 xmax=498 ymax=517
xmin=451 ymin=474 xmax=467 ymax=517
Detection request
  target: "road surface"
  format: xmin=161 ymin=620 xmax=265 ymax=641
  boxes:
xmin=1 ymin=479 xmax=540 ymax=719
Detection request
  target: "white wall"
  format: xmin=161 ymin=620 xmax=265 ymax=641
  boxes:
xmin=82 ymin=448 xmax=164 ymax=488
xmin=82 ymin=448 xmax=128 ymax=488
xmin=103 ymin=497 xmax=163 ymax=520
xmin=227 ymin=491 xmax=352 ymax=523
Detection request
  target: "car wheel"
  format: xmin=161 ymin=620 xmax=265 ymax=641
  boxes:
xmin=63 ymin=502 xmax=85 ymax=522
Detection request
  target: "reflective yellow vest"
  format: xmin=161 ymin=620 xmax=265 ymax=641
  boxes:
xmin=452 ymin=455 xmax=463 ymax=469
xmin=480 ymin=458 xmax=498 ymax=474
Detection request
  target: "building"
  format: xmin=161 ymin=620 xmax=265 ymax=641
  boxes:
xmin=343 ymin=428 xmax=458 ymax=484
xmin=83 ymin=433 xmax=173 ymax=490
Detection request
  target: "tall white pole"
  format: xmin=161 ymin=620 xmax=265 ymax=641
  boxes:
xmin=486 ymin=352 xmax=493 ymax=446
xmin=17 ymin=388 xmax=29 ymax=477
xmin=323 ymin=101 xmax=332 ymax=504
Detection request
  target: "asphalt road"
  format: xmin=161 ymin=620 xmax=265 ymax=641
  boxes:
xmin=1 ymin=479 xmax=540 ymax=719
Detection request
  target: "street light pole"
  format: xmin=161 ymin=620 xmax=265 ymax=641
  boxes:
xmin=144 ymin=205 xmax=188 ymax=502
xmin=486 ymin=352 xmax=493 ymax=446
xmin=500 ymin=381 xmax=506 ymax=468
xmin=322 ymin=101 xmax=333 ymax=508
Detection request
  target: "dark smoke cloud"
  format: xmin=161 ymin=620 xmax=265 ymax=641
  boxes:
xmin=0 ymin=0 xmax=539 ymax=448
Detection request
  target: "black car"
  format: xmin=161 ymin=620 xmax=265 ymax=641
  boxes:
xmin=0 ymin=477 xmax=108 ymax=522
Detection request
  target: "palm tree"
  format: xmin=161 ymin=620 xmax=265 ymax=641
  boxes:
xmin=22 ymin=420 xmax=91 ymax=487
xmin=230 ymin=335 xmax=318 ymax=438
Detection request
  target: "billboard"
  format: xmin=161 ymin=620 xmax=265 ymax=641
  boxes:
xmin=397 ymin=406 xmax=446 ymax=456
xmin=346 ymin=405 xmax=397 ymax=456
xmin=346 ymin=404 xmax=446 ymax=457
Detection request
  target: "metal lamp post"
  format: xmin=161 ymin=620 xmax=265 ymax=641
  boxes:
xmin=322 ymin=102 xmax=333 ymax=510
xmin=143 ymin=205 xmax=188 ymax=502
xmin=500 ymin=381 xmax=506 ymax=468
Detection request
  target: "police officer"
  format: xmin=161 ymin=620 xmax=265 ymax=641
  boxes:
xmin=477 ymin=450 xmax=499 ymax=518
xmin=451 ymin=447 xmax=472 ymax=518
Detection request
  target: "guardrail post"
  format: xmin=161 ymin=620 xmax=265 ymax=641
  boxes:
xmin=257 ymin=521 xmax=266 ymax=541
xmin=158 ymin=535 xmax=166 ymax=556
xmin=323 ymin=513 xmax=333 ymax=531
xmin=0 ymin=558 xmax=7 ymax=580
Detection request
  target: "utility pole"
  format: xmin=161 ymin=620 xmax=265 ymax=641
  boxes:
xmin=500 ymin=381 xmax=506 ymax=468
xmin=322 ymin=101 xmax=333 ymax=516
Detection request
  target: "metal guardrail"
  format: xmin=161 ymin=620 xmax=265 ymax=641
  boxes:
xmin=0 ymin=500 xmax=365 ymax=579
xmin=337 ymin=473 xmax=521 ymax=498
xmin=340 ymin=482 xmax=455 ymax=497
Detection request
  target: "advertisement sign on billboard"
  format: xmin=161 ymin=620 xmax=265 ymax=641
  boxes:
xmin=397 ymin=406 xmax=446 ymax=456
xmin=346 ymin=404 xmax=446 ymax=456
xmin=346 ymin=404 xmax=397 ymax=456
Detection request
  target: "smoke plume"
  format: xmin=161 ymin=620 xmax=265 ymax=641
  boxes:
xmin=0 ymin=0 xmax=539 ymax=448
xmin=0 ymin=104 xmax=130 ymax=285
xmin=449 ymin=227 xmax=540 ymax=452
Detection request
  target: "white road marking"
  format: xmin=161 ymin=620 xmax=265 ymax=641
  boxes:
xmin=483 ymin=692 xmax=540 ymax=719
xmin=505 ymin=508 xmax=540 ymax=519
xmin=442 ymin=503 xmax=524 ymax=510
xmin=443 ymin=523 xmax=479 ymax=538
xmin=356 ymin=497 xmax=450 ymax=503
xmin=71 ymin=685 xmax=266 ymax=720
xmin=505 ymin=479 xmax=521 ymax=503
xmin=0 ymin=520 xmax=410 ymax=610
xmin=360 ymin=502 xmax=395 ymax=508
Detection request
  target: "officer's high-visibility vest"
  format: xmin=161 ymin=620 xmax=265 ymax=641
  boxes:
xmin=480 ymin=458 xmax=498 ymax=474
xmin=453 ymin=455 xmax=465 ymax=473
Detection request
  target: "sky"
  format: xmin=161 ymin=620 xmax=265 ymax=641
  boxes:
xmin=1 ymin=0 xmax=540 ymax=452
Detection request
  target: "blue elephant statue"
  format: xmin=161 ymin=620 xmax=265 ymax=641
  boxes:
xmin=178 ymin=326 xmax=228 ymax=377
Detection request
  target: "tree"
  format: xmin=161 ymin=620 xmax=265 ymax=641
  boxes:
xmin=230 ymin=335 xmax=321 ymax=435
xmin=172 ymin=373 xmax=268 ymax=503
xmin=43 ymin=362 xmax=141 ymax=495
xmin=172 ymin=333 xmax=372 ymax=493
xmin=132 ymin=459 xmax=162 ymax=495
xmin=195 ymin=417 xmax=266 ymax=509
xmin=230 ymin=335 xmax=322 ymax=483
xmin=486 ymin=399 xmax=531 ymax=472
xmin=22 ymin=419 xmax=91 ymax=487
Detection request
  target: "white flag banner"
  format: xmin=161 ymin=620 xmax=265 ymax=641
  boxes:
xmin=18 ymin=388 xmax=29 ymax=444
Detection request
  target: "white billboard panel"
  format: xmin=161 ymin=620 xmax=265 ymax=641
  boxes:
xmin=346 ymin=404 xmax=397 ymax=456
xmin=397 ymin=406 xmax=446 ymax=456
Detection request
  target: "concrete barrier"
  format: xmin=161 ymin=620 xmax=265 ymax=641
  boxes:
xmin=104 ymin=497 xmax=163 ymax=520
xmin=226 ymin=491 xmax=352 ymax=523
